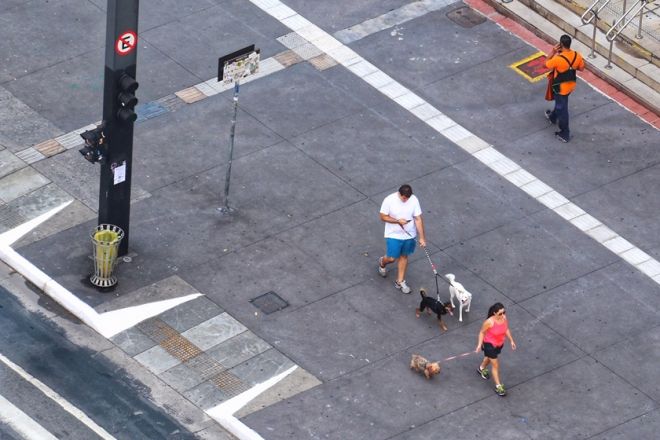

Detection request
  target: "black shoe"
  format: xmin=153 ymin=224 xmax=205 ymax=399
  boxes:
xmin=544 ymin=110 xmax=555 ymax=124
xmin=555 ymin=132 xmax=569 ymax=143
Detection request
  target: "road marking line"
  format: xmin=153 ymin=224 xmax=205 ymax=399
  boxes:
xmin=0 ymin=393 xmax=58 ymax=440
xmin=0 ymin=353 xmax=116 ymax=440
xmin=0 ymin=203 xmax=203 ymax=338
xmin=248 ymin=0 xmax=660 ymax=287
xmin=334 ymin=0 xmax=458 ymax=44
xmin=206 ymin=365 xmax=297 ymax=440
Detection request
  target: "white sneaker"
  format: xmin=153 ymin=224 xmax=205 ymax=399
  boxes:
xmin=395 ymin=280 xmax=411 ymax=294
xmin=378 ymin=257 xmax=387 ymax=277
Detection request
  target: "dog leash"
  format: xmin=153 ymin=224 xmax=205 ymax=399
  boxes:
xmin=439 ymin=351 xmax=475 ymax=363
xmin=398 ymin=224 xmax=454 ymax=300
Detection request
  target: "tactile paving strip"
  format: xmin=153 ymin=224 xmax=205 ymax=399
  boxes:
xmin=309 ymin=54 xmax=338 ymax=71
xmin=157 ymin=94 xmax=186 ymax=112
xmin=210 ymin=370 xmax=249 ymax=397
xmin=160 ymin=334 xmax=203 ymax=362
xmin=276 ymin=32 xmax=308 ymax=49
xmin=33 ymin=139 xmax=65 ymax=157
xmin=290 ymin=43 xmax=323 ymax=60
xmin=0 ymin=206 xmax=27 ymax=231
xmin=175 ymin=87 xmax=206 ymax=104
xmin=15 ymin=148 xmax=46 ymax=165
xmin=185 ymin=353 xmax=226 ymax=381
xmin=274 ymin=50 xmax=304 ymax=67
xmin=137 ymin=318 xmax=179 ymax=344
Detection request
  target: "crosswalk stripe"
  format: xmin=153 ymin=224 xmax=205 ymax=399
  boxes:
xmin=248 ymin=0 xmax=660 ymax=288
xmin=0 ymin=353 xmax=116 ymax=440
xmin=0 ymin=393 xmax=58 ymax=440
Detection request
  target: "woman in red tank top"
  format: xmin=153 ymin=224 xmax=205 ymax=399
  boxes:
xmin=475 ymin=303 xmax=516 ymax=396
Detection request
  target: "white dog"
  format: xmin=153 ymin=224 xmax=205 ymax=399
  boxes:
xmin=446 ymin=273 xmax=472 ymax=322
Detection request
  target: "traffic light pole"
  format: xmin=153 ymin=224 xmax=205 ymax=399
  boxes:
xmin=99 ymin=0 xmax=139 ymax=256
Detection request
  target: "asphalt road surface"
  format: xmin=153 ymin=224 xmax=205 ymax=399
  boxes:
xmin=0 ymin=285 xmax=196 ymax=440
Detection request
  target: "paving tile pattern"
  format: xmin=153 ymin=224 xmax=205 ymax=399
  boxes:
xmin=186 ymin=353 xmax=227 ymax=381
xmin=2 ymin=0 xmax=659 ymax=438
xmin=123 ymin=308 xmax=302 ymax=407
xmin=210 ymin=370 xmax=250 ymax=396
xmin=160 ymin=334 xmax=203 ymax=362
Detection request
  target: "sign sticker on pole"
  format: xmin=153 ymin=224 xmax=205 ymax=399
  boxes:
xmin=115 ymin=31 xmax=137 ymax=56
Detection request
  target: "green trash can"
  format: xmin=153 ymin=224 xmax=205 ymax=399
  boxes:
xmin=90 ymin=224 xmax=124 ymax=288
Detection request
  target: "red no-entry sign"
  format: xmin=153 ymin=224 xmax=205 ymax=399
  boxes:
xmin=115 ymin=31 xmax=137 ymax=56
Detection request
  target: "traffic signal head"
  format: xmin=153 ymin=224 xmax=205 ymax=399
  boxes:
xmin=79 ymin=124 xmax=106 ymax=164
xmin=117 ymin=72 xmax=139 ymax=123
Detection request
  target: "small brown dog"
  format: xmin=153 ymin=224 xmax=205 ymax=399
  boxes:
xmin=410 ymin=354 xmax=441 ymax=379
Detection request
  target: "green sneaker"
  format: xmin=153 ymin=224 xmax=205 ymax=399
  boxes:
xmin=495 ymin=384 xmax=507 ymax=396
xmin=477 ymin=367 xmax=489 ymax=380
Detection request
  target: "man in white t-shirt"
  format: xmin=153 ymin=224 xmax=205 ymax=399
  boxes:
xmin=378 ymin=184 xmax=426 ymax=294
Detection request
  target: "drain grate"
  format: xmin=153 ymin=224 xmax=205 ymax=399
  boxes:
xmin=446 ymin=6 xmax=486 ymax=28
xmin=249 ymin=291 xmax=289 ymax=315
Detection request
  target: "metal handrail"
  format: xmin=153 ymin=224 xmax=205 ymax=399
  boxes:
xmin=580 ymin=0 xmax=653 ymax=67
xmin=581 ymin=0 xmax=613 ymax=24
xmin=605 ymin=0 xmax=648 ymax=41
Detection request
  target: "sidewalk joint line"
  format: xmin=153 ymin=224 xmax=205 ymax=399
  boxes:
xmin=245 ymin=0 xmax=660 ymax=291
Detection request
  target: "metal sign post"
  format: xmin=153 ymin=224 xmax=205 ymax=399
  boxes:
xmin=217 ymin=45 xmax=260 ymax=213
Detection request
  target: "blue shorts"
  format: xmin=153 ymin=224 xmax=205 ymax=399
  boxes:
xmin=386 ymin=238 xmax=416 ymax=259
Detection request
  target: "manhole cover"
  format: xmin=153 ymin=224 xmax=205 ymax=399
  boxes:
xmin=250 ymin=291 xmax=289 ymax=314
xmin=446 ymin=6 xmax=486 ymax=28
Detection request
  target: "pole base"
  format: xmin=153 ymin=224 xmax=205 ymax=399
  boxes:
xmin=90 ymin=274 xmax=118 ymax=288
xmin=217 ymin=206 xmax=236 ymax=215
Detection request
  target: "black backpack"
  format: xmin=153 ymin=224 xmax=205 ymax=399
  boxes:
xmin=551 ymin=52 xmax=578 ymax=94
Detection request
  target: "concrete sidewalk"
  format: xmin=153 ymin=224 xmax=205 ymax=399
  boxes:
xmin=477 ymin=0 xmax=660 ymax=116
xmin=2 ymin=0 xmax=659 ymax=438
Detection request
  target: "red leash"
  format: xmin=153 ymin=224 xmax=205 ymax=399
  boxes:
xmin=439 ymin=351 xmax=476 ymax=363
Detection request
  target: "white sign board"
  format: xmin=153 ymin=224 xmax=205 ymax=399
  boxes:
xmin=113 ymin=161 xmax=126 ymax=185
xmin=218 ymin=45 xmax=261 ymax=84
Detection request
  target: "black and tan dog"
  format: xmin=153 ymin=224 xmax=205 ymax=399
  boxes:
xmin=415 ymin=288 xmax=454 ymax=331
xmin=410 ymin=354 xmax=441 ymax=379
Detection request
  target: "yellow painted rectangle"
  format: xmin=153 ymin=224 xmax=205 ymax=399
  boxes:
xmin=510 ymin=51 xmax=550 ymax=83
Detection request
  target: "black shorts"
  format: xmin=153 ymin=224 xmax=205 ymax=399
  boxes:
xmin=482 ymin=342 xmax=503 ymax=359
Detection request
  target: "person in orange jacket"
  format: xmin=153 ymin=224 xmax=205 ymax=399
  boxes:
xmin=545 ymin=35 xmax=585 ymax=143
